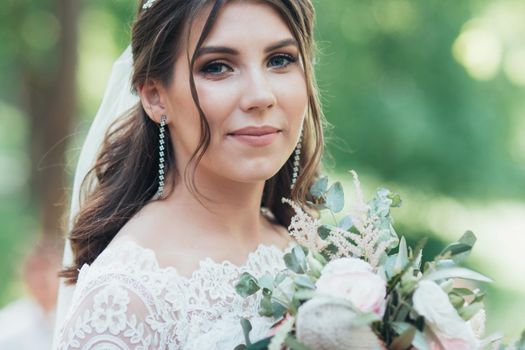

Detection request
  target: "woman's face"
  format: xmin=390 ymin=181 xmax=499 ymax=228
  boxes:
xmin=162 ymin=1 xmax=307 ymax=186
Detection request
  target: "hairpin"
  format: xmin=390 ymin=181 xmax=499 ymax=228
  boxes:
xmin=142 ymin=0 xmax=157 ymax=9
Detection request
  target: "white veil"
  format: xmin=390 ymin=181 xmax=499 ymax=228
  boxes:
xmin=51 ymin=45 xmax=140 ymax=348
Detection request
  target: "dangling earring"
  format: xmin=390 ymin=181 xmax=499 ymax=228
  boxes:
xmin=154 ymin=114 xmax=167 ymax=200
xmin=291 ymin=129 xmax=303 ymax=190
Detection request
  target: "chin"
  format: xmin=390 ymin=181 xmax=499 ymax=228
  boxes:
xmin=232 ymin=164 xmax=283 ymax=183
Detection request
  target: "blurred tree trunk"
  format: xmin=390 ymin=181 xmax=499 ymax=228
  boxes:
xmin=21 ymin=0 xmax=79 ymax=243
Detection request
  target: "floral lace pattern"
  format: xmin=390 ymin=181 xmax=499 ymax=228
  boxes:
xmin=56 ymin=239 xmax=294 ymax=350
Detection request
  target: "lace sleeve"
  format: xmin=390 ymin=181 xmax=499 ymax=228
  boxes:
xmin=54 ymin=242 xmax=182 ymax=350
xmin=55 ymin=275 xmax=162 ymax=349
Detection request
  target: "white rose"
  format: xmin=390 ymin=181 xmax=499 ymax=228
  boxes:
xmin=413 ymin=280 xmax=478 ymax=349
xmin=296 ymin=297 xmax=383 ymax=350
xmin=315 ymin=257 xmax=386 ymax=317
xmin=467 ymin=308 xmax=486 ymax=338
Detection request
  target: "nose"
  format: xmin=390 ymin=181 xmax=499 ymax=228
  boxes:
xmin=239 ymin=69 xmax=276 ymax=113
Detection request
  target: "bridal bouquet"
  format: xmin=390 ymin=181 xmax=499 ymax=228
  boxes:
xmin=234 ymin=171 xmax=525 ymax=350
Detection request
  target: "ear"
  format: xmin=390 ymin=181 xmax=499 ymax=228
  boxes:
xmin=138 ymin=79 xmax=168 ymax=124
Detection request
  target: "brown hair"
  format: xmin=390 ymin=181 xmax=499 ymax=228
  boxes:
xmin=60 ymin=0 xmax=326 ymax=284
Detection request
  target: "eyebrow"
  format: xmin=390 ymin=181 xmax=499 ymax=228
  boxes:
xmin=194 ymin=38 xmax=299 ymax=58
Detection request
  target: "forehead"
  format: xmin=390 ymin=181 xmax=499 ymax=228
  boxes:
xmin=184 ymin=1 xmax=294 ymax=56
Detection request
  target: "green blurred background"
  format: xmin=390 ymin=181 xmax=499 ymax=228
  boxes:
xmin=1 ymin=0 xmax=524 ymax=342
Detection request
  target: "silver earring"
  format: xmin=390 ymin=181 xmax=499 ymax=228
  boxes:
xmin=291 ymin=129 xmax=303 ymax=190
xmin=154 ymin=115 xmax=167 ymax=199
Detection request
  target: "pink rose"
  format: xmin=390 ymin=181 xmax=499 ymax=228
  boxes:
xmin=315 ymin=257 xmax=387 ymax=317
xmin=413 ymin=280 xmax=478 ymax=350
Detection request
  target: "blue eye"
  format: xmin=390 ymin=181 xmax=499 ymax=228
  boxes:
xmin=268 ymin=54 xmax=297 ymax=68
xmin=201 ymin=62 xmax=231 ymax=75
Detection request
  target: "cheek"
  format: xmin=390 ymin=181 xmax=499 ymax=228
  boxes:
xmin=194 ymin=81 xmax=236 ymax=137
xmin=168 ymin=88 xmax=203 ymax=159
xmin=275 ymin=73 xmax=308 ymax=125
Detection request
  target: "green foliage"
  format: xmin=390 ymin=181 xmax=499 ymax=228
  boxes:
xmin=284 ymin=246 xmax=308 ymax=274
xmin=325 ymin=181 xmax=344 ymax=213
xmin=235 ymin=272 xmax=260 ymax=297
xmin=1 ymin=0 xmax=524 ymax=343
xmin=315 ymin=0 xmax=525 ymax=199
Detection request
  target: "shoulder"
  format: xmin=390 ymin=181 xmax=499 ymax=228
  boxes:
xmin=57 ymin=241 xmax=178 ymax=349
xmin=56 ymin=271 xmax=165 ymax=349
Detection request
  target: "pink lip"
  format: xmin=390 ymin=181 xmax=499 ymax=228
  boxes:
xmin=229 ymin=125 xmax=281 ymax=136
xmin=228 ymin=130 xmax=281 ymax=147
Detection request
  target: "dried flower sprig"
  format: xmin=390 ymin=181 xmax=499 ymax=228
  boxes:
xmin=282 ymin=170 xmax=398 ymax=267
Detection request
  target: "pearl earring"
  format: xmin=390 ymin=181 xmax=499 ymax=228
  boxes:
xmin=291 ymin=129 xmax=303 ymax=190
xmin=153 ymin=114 xmax=167 ymax=199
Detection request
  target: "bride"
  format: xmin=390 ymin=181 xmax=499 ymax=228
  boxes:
xmin=53 ymin=0 xmax=325 ymax=348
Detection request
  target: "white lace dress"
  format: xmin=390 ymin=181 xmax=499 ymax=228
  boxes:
xmin=55 ymin=240 xmax=295 ymax=350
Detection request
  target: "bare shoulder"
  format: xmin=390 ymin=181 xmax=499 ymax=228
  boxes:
xmin=106 ymin=202 xmax=210 ymax=276
xmin=109 ymin=201 xmax=163 ymax=247
xmin=107 ymin=201 xmax=192 ymax=256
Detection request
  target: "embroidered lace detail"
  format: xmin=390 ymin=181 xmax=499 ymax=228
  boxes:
xmin=56 ymin=240 xmax=295 ymax=350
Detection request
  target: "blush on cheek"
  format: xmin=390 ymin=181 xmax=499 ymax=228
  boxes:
xmin=195 ymin=82 xmax=238 ymax=131
xmin=275 ymin=77 xmax=308 ymax=119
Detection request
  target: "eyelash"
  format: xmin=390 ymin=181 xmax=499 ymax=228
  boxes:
xmin=199 ymin=53 xmax=298 ymax=76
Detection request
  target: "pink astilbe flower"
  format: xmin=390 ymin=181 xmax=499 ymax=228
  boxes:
xmin=281 ymin=198 xmax=327 ymax=252
xmin=324 ymin=171 xmax=395 ymax=267
xmin=282 ymin=171 xmax=395 ymax=267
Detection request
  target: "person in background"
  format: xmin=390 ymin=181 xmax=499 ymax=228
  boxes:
xmin=0 ymin=241 xmax=60 ymax=350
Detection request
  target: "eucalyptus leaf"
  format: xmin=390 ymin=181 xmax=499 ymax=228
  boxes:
xmin=337 ymin=215 xmax=353 ymax=230
xmin=310 ymin=176 xmax=328 ymax=198
xmin=236 ymin=272 xmax=261 ymax=297
xmin=271 ymin=302 xmax=287 ymax=319
xmin=458 ymin=301 xmax=484 ymax=321
xmin=292 ymin=245 xmax=308 ymax=273
xmin=306 ymin=253 xmax=323 ymax=278
xmin=259 ymin=294 xmax=273 ymax=317
xmin=240 ymin=318 xmax=253 ymax=346
xmin=294 ymin=289 xmax=315 ymax=300
xmin=326 ymin=181 xmax=344 ymax=213
xmin=294 ymin=275 xmax=316 ymax=289
xmin=424 ymin=267 xmax=492 ymax=283
xmin=284 ymin=252 xmax=305 ymax=274
xmin=275 ymin=271 xmax=288 ymax=284
xmin=258 ymin=274 xmax=274 ymax=291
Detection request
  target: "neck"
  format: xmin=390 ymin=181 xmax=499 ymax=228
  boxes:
xmin=162 ymin=167 xmax=269 ymax=246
